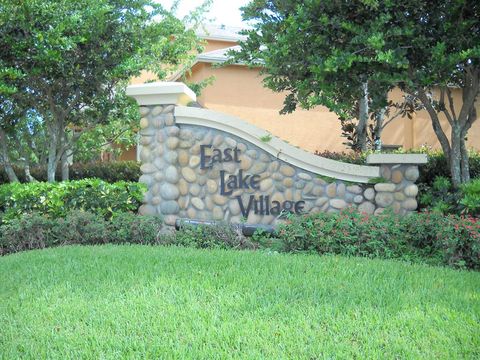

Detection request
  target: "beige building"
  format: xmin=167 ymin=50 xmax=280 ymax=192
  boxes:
xmin=123 ymin=25 xmax=480 ymax=160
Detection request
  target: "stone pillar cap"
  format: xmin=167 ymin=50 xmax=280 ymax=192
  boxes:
xmin=366 ymin=153 xmax=428 ymax=165
xmin=126 ymin=82 xmax=196 ymax=106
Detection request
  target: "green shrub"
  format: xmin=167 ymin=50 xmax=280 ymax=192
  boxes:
xmin=0 ymin=161 xmax=141 ymax=184
xmin=108 ymin=212 xmax=163 ymax=245
xmin=270 ymin=208 xmax=480 ymax=270
xmin=68 ymin=161 xmax=141 ymax=183
xmin=414 ymin=149 xmax=480 ymax=187
xmin=314 ymin=150 xmax=366 ymax=164
xmin=436 ymin=215 xmax=480 ymax=269
xmin=0 ymin=213 xmax=58 ymax=255
xmin=460 ymin=179 xmax=480 ymax=216
xmin=0 ymin=210 xmax=164 ymax=255
xmin=58 ymin=211 xmax=110 ymax=245
xmin=0 ymin=212 xmax=256 ymax=256
xmin=419 ymin=176 xmax=480 ymax=215
xmin=164 ymin=222 xmax=256 ymax=250
xmin=419 ymin=176 xmax=461 ymax=213
xmin=276 ymin=209 xmax=411 ymax=259
xmin=0 ymin=179 xmax=145 ymax=223
xmin=1 ymin=209 xmax=479 ymax=271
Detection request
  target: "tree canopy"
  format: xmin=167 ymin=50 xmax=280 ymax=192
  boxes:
xmin=235 ymin=0 xmax=480 ymax=185
xmin=0 ymin=0 xmax=202 ymax=181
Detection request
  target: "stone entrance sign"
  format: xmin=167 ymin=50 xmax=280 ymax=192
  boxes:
xmin=126 ymin=82 xmax=427 ymax=226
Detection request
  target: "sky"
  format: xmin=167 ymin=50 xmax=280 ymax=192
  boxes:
xmin=157 ymin=0 xmax=251 ymax=28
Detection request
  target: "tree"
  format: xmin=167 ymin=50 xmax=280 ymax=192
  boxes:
xmin=0 ymin=0 xmax=202 ymax=182
xmin=0 ymin=64 xmax=24 ymax=182
xmin=233 ymin=1 xmax=400 ymax=152
xmin=236 ymin=0 xmax=479 ymax=186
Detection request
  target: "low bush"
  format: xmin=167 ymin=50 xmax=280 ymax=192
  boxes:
xmin=314 ymin=150 xmax=366 ymax=165
xmin=0 ymin=211 xmax=162 ymax=255
xmin=460 ymin=178 xmax=480 ymax=216
xmin=414 ymin=148 xmax=480 ymax=187
xmin=0 ymin=213 xmax=58 ymax=254
xmin=108 ymin=212 xmax=164 ymax=245
xmin=1 ymin=209 xmax=479 ymax=270
xmin=0 ymin=161 xmax=141 ymax=184
xmin=161 ymin=222 xmax=256 ymax=250
xmin=0 ymin=179 xmax=145 ymax=223
xmin=68 ymin=161 xmax=141 ymax=183
xmin=270 ymin=208 xmax=480 ymax=270
xmin=419 ymin=176 xmax=480 ymax=215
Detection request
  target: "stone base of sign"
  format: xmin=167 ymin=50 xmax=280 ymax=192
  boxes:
xmin=127 ymin=83 xmax=427 ymax=227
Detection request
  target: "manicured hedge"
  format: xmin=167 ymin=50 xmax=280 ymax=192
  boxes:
xmin=1 ymin=209 xmax=479 ymax=270
xmin=270 ymin=208 xmax=480 ymax=270
xmin=0 ymin=211 xmax=162 ymax=255
xmin=0 ymin=161 xmax=141 ymax=184
xmin=0 ymin=179 xmax=145 ymax=223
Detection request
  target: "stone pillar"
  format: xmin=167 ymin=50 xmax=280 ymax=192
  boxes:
xmin=366 ymin=154 xmax=428 ymax=215
xmin=126 ymin=82 xmax=196 ymax=226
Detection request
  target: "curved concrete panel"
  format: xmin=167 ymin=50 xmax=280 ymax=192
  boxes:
xmin=175 ymin=106 xmax=380 ymax=183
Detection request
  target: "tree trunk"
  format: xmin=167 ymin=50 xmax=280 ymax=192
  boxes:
xmin=61 ymin=151 xmax=69 ymax=181
xmin=0 ymin=128 xmax=19 ymax=182
xmin=460 ymin=105 xmax=477 ymax=183
xmin=47 ymin=122 xmax=59 ymax=182
xmin=59 ymin=128 xmax=69 ymax=181
xmin=450 ymin=126 xmax=463 ymax=188
xmin=460 ymin=138 xmax=470 ymax=183
xmin=24 ymin=162 xmax=36 ymax=182
xmin=374 ymin=107 xmax=386 ymax=151
xmin=357 ymin=81 xmax=369 ymax=152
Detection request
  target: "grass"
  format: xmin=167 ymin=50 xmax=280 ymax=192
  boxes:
xmin=1 ymin=245 xmax=479 ymax=359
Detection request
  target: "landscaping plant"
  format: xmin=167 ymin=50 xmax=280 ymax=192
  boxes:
xmin=0 ymin=179 xmax=145 ymax=223
xmin=1 ymin=208 xmax=479 ymax=270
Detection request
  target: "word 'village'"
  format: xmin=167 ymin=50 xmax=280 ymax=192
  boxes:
xmin=200 ymin=145 xmax=306 ymax=217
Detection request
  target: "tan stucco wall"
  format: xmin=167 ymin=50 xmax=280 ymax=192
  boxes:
xmin=129 ymin=39 xmax=237 ymax=85
xmin=412 ymin=88 xmax=480 ymax=150
xmin=188 ymin=62 xmax=405 ymax=153
xmin=187 ymin=60 xmax=480 ymax=153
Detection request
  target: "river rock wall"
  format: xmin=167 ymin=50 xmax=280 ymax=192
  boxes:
xmin=136 ymin=104 xmax=421 ymax=226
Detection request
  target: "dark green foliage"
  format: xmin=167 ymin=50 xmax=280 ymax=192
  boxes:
xmin=419 ymin=176 xmax=462 ymax=213
xmin=271 ymin=209 xmax=480 ymax=270
xmin=236 ymin=0 xmax=480 ymax=186
xmin=0 ymin=211 xmax=163 ymax=255
xmin=2 ymin=209 xmax=479 ymax=270
xmin=460 ymin=179 xmax=480 ymax=216
xmin=108 ymin=212 xmax=163 ymax=245
xmin=0 ymin=161 xmax=141 ymax=184
xmin=0 ymin=212 xmax=252 ymax=256
xmin=163 ymin=223 xmax=256 ymax=250
xmin=58 ymin=211 xmax=110 ymax=246
xmin=419 ymin=176 xmax=480 ymax=215
xmin=68 ymin=161 xmax=141 ymax=183
xmin=314 ymin=150 xmax=366 ymax=165
xmin=0 ymin=0 xmax=202 ymax=182
xmin=0 ymin=179 xmax=145 ymax=222
xmin=0 ymin=213 xmax=58 ymax=255
xmin=415 ymin=150 xmax=480 ymax=188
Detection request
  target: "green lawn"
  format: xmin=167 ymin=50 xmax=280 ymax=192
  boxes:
xmin=1 ymin=245 xmax=479 ymax=359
